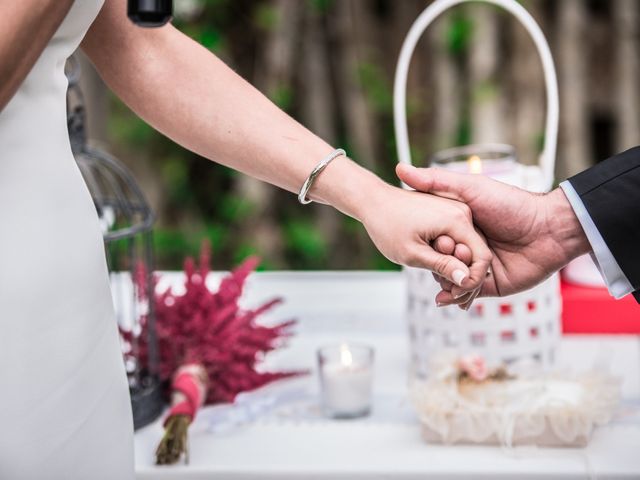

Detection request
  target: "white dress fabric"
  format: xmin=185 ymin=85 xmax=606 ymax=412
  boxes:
xmin=0 ymin=2 xmax=134 ymax=478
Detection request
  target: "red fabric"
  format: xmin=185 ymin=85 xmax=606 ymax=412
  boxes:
xmin=164 ymin=372 xmax=202 ymax=426
xmin=561 ymin=281 xmax=640 ymax=334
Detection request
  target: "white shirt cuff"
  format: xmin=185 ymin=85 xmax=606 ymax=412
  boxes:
xmin=560 ymin=181 xmax=633 ymax=299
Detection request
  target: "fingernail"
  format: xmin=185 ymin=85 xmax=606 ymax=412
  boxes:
xmin=452 ymin=270 xmax=467 ymax=287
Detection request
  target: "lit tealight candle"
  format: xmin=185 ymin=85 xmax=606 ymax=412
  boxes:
xmin=467 ymin=154 xmax=483 ymax=175
xmin=317 ymin=343 xmax=374 ymax=419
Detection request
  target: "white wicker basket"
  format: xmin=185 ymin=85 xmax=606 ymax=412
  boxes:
xmin=393 ymin=0 xmax=562 ymax=377
xmin=406 ymin=268 xmax=561 ymax=377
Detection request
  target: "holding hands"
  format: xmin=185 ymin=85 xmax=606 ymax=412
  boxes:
xmin=357 ymin=182 xmax=493 ymax=292
xmin=396 ymin=163 xmax=590 ymax=308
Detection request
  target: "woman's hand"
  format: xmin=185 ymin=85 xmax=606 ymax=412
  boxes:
xmin=359 ymin=183 xmax=492 ymax=290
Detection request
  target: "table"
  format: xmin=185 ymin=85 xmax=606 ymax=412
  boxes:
xmin=135 ymin=272 xmax=640 ymax=479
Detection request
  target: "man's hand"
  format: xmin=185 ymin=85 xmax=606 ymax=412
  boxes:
xmin=396 ymin=163 xmax=591 ymax=306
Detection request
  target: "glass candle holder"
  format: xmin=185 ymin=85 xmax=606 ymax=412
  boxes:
xmin=317 ymin=344 xmax=374 ymax=419
xmin=430 ymin=143 xmax=525 ymax=187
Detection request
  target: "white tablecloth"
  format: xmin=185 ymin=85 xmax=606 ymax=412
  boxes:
xmin=135 ymin=272 xmax=640 ymax=479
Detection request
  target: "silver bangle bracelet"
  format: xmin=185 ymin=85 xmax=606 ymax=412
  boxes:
xmin=297 ymin=148 xmax=346 ymax=205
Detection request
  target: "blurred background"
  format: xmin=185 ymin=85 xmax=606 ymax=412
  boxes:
xmin=76 ymin=0 xmax=640 ymax=271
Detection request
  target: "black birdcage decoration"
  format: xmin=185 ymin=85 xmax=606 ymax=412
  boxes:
xmin=66 ymin=57 xmax=164 ymax=429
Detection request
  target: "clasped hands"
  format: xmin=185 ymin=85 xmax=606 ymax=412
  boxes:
xmin=359 ymin=163 xmax=590 ymax=310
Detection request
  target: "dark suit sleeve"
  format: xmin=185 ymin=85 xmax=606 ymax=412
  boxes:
xmin=567 ymin=146 xmax=640 ymax=301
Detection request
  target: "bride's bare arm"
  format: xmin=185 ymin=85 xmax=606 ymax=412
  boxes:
xmin=0 ymin=0 xmax=74 ymax=111
xmin=82 ymin=0 xmax=370 ymax=211
xmin=82 ymin=0 xmax=492 ymax=288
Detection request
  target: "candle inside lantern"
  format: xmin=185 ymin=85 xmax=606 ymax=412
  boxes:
xmin=431 ymin=143 xmax=528 ymax=188
xmin=467 ymin=154 xmax=483 ymax=174
xmin=318 ymin=343 xmax=374 ymax=419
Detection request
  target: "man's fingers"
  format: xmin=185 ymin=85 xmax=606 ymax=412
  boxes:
xmin=449 ymin=227 xmax=492 ymax=291
xmin=435 ymin=289 xmax=455 ymax=306
xmin=431 ymin=236 xmax=457 ymax=292
xmin=439 ymin=288 xmax=474 ymax=306
xmin=454 ymin=243 xmax=472 ymax=265
xmin=434 ymin=243 xmax=474 ymax=296
xmin=396 ymin=164 xmax=476 ymax=202
xmin=459 ymin=288 xmax=480 ymax=311
xmin=433 ymin=272 xmax=454 ymax=291
xmin=450 ymin=284 xmax=468 ymax=299
xmin=432 ymin=240 xmax=474 ymax=293
xmin=433 ymin=235 xmax=455 ymax=255
xmin=452 ymin=290 xmax=475 ymax=304
xmin=475 ymin=269 xmax=499 ymax=298
xmin=436 ymin=287 xmax=480 ymax=308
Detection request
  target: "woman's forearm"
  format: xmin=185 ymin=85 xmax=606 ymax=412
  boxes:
xmin=82 ymin=5 xmax=386 ymax=221
xmin=0 ymin=0 xmax=74 ymax=111
xmin=82 ymin=1 xmax=493 ymax=289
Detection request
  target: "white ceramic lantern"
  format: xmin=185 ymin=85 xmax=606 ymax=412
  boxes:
xmin=393 ymin=0 xmax=562 ymax=378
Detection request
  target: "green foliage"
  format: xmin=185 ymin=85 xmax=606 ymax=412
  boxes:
xmin=108 ymin=99 xmax=155 ymax=144
xmin=446 ymin=11 xmax=473 ymax=56
xmin=369 ymin=254 xmax=399 ymax=271
xmin=473 ymin=80 xmax=499 ymax=102
xmin=455 ymin=108 xmax=472 ymax=147
xmin=284 ymin=219 xmax=328 ymax=268
xmin=534 ymin=131 xmax=545 ymax=155
xmin=308 ymin=0 xmax=334 ymax=13
xmin=253 ymin=3 xmax=279 ymax=31
xmin=269 ymin=84 xmax=294 ymax=110
xmin=358 ymin=62 xmax=392 ymax=114
xmin=199 ymin=26 xmax=223 ymax=51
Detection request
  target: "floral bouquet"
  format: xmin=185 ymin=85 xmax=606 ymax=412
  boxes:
xmin=123 ymin=243 xmax=303 ymax=464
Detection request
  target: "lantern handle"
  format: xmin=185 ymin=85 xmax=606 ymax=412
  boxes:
xmin=393 ymin=0 xmax=559 ymax=191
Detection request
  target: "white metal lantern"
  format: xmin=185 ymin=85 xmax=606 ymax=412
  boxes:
xmin=394 ymin=0 xmax=562 ymax=377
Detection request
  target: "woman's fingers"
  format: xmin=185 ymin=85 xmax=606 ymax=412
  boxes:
xmin=448 ymin=226 xmax=492 ymax=291
xmin=409 ymin=247 xmax=472 ymax=287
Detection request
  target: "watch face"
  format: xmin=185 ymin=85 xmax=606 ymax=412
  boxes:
xmin=128 ymin=0 xmax=173 ymax=28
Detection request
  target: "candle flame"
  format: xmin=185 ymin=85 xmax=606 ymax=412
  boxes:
xmin=468 ymin=155 xmax=483 ymax=174
xmin=340 ymin=344 xmax=353 ymax=366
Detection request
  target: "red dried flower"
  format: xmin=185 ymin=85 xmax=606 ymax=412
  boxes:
xmin=125 ymin=242 xmax=301 ymax=405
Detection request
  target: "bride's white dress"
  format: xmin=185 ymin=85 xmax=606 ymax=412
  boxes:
xmin=0 ymin=1 xmax=134 ymax=478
